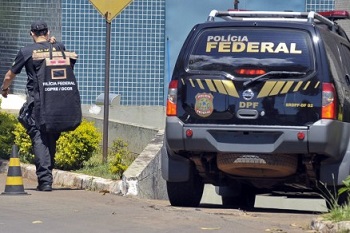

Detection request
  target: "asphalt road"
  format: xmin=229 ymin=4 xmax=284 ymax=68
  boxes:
xmin=0 ymin=173 xmax=322 ymax=233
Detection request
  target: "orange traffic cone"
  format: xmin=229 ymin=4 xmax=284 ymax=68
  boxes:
xmin=1 ymin=145 xmax=29 ymax=195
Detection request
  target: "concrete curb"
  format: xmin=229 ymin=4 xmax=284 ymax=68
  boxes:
xmin=0 ymin=161 xmax=124 ymax=195
xmin=0 ymin=159 xmax=8 ymax=173
xmin=0 ymin=130 xmax=166 ymax=198
xmin=20 ymin=164 xmax=124 ymax=194
xmin=311 ymin=218 xmax=350 ymax=233
xmin=121 ymin=130 xmax=167 ymax=199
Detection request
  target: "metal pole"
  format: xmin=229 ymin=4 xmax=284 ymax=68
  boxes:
xmin=103 ymin=14 xmax=111 ymax=163
xmin=234 ymin=0 xmax=239 ymax=10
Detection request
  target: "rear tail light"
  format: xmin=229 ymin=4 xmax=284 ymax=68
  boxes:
xmin=166 ymin=80 xmax=178 ymax=116
xmin=235 ymin=68 xmax=266 ymax=76
xmin=322 ymin=83 xmax=337 ymax=119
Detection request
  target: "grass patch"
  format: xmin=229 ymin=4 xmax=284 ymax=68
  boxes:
xmin=319 ymin=177 xmax=350 ymax=222
xmin=323 ymin=204 xmax=350 ymax=222
xmin=74 ymin=142 xmax=138 ymax=180
xmin=75 ymin=162 xmax=120 ymax=180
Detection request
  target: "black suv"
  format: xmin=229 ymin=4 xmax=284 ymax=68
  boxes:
xmin=162 ymin=10 xmax=350 ymax=208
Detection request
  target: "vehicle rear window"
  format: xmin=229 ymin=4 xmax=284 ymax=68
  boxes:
xmin=188 ymin=28 xmax=314 ymax=77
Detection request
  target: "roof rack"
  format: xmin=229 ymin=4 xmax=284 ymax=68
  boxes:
xmin=206 ymin=10 xmax=348 ymax=32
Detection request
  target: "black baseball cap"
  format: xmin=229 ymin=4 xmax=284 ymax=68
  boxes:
xmin=30 ymin=20 xmax=48 ymax=32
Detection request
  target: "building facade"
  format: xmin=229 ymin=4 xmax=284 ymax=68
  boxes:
xmin=306 ymin=0 xmax=350 ymax=36
xmin=306 ymin=0 xmax=334 ymax=11
xmin=0 ymin=0 xmax=165 ymax=106
xmin=0 ymin=1 xmax=62 ymax=101
xmin=335 ymin=0 xmax=350 ymax=36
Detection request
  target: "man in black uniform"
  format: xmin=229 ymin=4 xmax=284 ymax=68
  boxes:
xmin=1 ymin=20 xmax=66 ymax=191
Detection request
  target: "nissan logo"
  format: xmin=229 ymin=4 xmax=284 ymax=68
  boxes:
xmin=242 ymin=89 xmax=254 ymax=100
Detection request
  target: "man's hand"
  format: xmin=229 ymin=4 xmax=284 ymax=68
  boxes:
xmin=1 ymin=87 xmax=9 ymax=98
xmin=2 ymin=70 xmax=16 ymax=98
xmin=49 ymin=36 xmax=56 ymax=44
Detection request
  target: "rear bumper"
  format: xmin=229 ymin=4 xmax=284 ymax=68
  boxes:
xmin=163 ymin=117 xmax=350 ymax=185
xmin=165 ymin=117 xmax=349 ymax=159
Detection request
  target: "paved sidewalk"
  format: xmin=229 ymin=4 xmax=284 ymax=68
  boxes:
xmin=0 ymin=159 xmax=123 ymax=195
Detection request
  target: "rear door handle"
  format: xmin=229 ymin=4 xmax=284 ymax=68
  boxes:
xmin=236 ymin=109 xmax=258 ymax=119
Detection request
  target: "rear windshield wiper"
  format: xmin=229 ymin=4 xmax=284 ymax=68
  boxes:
xmin=243 ymin=71 xmax=306 ymax=87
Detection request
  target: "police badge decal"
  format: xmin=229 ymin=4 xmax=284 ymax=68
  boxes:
xmin=195 ymin=93 xmax=214 ymax=117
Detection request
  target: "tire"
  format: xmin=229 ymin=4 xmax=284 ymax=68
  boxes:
xmin=217 ymin=154 xmax=297 ymax=178
xmin=221 ymin=184 xmax=257 ymax=210
xmin=222 ymin=196 xmax=240 ymax=207
xmin=166 ymin=169 xmax=204 ymax=207
xmin=322 ymin=185 xmax=349 ymax=208
xmin=338 ymin=188 xmax=350 ymax=206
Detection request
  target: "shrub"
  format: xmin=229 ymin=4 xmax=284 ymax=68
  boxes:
xmin=339 ymin=176 xmax=350 ymax=198
xmin=0 ymin=111 xmax=17 ymax=159
xmin=108 ymin=139 xmax=135 ymax=177
xmin=82 ymin=146 xmax=103 ymax=168
xmin=13 ymin=118 xmax=137 ymax=179
xmin=14 ymin=119 xmax=101 ymax=170
xmin=55 ymin=119 xmax=101 ymax=170
xmin=13 ymin=123 xmax=34 ymax=163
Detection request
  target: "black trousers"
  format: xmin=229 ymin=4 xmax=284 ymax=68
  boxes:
xmin=27 ymin=125 xmax=60 ymax=185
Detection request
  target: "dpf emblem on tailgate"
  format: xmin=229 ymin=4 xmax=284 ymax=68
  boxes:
xmin=195 ymin=93 xmax=214 ymax=117
xmin=242 ymin=89 xmax=254 ymax=100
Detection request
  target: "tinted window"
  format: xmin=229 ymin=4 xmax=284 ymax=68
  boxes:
xmin=340 ymin=44 xmax=350 ymax=76
xmin=188 ymin=28 xmax=314 ymax=77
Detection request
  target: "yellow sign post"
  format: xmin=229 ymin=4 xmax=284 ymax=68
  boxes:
xmin=90 ymin=0 xmax=132 ymax=22
xmin=89 ymin=0 xmax=133 ymax=163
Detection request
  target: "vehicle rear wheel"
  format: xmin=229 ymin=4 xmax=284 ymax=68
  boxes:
xmin=221 ymin=185 xmax=257 ymax=210
xmin=217 ymin=154 xmax=297 ymax=177
xmin=322 ymin=185 xmax=350 ymax=208
xmin=337 ymin=190 xmax=349 ymax=207
xmin=166 ymin=168 xmax=204 ymax=207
